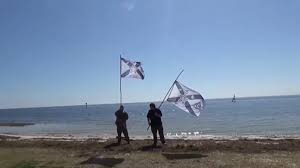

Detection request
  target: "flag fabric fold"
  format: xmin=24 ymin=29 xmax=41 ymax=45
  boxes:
xmin=121 ymin=57 xmax=145 ymax=80
xmin=167 ymin=81 xmax=205 ymax=117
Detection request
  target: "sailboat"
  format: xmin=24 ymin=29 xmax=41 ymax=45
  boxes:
xmin=232 ymin=94 xmax=236 ymax=103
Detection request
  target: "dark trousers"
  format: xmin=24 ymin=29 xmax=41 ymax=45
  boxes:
xmin=151 ymin=125 xmax=165 ymax=146
xmin=117 ymin=126 xmax=129 ymax=144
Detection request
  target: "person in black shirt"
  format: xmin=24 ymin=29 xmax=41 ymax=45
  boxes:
xmin=115 ymin=105 xmax=130 ymax=145
xmin=147 ymin=103 xmax=165 ymax=147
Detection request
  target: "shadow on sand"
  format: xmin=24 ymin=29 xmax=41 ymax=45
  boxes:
xmin=80 ymin=157 xmax=124 ymax=167
xmin=162 ymin=153 xmax=208 ymax=160
xmin=104 ymin=142 xmax=120 ymax=149
xmin=139 ymin=145 xmax=162 ymax=151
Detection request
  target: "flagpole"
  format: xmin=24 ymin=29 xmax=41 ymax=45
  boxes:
xmin=158 ymin=69 xmax=184 ymax=109
xmin=119 ymin=54 xmax=122 ymax=105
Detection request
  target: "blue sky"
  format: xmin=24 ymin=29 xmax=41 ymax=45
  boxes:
xmin=0 ymin=0 xmax=299 ymax=108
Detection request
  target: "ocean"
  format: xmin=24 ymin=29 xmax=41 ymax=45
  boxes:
xmin=0 ymin=95 xmax=300 ymax=138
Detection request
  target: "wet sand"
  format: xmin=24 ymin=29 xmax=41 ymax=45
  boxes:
xmin=1 ymin=135 xmax=300 ymax=167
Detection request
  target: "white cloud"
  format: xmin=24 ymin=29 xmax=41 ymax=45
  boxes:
xmin=121 ymin=1 xmax=136 ymax=12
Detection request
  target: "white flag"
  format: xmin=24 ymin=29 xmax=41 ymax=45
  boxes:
xmin=167 ymin=81 xmax=205 ymax=117
xmin=121 ymin=57 xmax=145 ymax=80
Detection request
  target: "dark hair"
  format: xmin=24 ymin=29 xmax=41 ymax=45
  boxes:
xmin=149 ymin=103 xmax=155 ymax=108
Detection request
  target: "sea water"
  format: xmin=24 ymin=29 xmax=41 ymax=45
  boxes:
xmin=0 ymin=95 xmax=300 ymax=138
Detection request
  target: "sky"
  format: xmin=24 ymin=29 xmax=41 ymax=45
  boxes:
xmin=0 ymin=0 xmax=300 ymax=109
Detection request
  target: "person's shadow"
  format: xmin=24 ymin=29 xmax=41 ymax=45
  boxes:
xmin=80 ymin=157 xmax=124 ymax=167
xmin=162 ymin=153 xmax=208 ymax=160
xmin=104 ymin=142 xmax=120 ymax=149
xmin=139 ymin=145 xmax=162 ymax=151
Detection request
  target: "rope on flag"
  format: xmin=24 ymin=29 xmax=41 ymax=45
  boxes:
xmin=167 ymin=81 xmax=205 ymax=117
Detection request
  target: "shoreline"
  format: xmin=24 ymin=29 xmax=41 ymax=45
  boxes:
xmin=0 ymin=122 xmax=35 ymax=127
xmin=2 ymin=134 xmax=300 ymax=153
xmin=1 ymin=133 xmax=300 ymax=142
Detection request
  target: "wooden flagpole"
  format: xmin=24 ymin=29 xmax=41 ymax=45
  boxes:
xmin=158 ymin=69 xmax=184 ymax=108
xmin=120 ymin=55 xmax=122 ymax=105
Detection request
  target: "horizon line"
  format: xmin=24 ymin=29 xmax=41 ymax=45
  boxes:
xmin=1 ymin=94 xmax=299 ymax=110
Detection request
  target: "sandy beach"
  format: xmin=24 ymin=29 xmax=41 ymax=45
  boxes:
xmin=1 ymin=134 xmax=300 ymax=168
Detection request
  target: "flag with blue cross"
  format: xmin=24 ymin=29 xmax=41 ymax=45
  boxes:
xmin=120 ymin=57 xmax=145 ymax=80
xmin=167 ymin=81 xmax=205 ymax=117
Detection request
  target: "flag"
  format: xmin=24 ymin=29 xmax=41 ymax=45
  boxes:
xmin=167 ymin=81 xmax=205 ymax=116
xmin=121 ymin=57 xmax=145 ymax=80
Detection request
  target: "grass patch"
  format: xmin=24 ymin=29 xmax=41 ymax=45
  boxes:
xmin=1 ymin=138 xmax=300 ymax=168
xmin=13 ymin=161 xmax=37 ymax=168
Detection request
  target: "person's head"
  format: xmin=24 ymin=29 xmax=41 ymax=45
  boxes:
xmin=119 ymin=105 xmax=124 ymax=111
xmin=149 ymin=103 xmax=156 ymax=110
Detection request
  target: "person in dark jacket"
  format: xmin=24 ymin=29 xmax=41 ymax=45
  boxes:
xmin=115 ymin=105 xmax=130 ymax=145
xmin=147 ymin=103 xmax=165 ymax=147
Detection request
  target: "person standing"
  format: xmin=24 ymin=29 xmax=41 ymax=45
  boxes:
xmin=115 ymin=105 xmax=130 ymax=145
xmin=147 ymin=103 xmax=165 ymax=147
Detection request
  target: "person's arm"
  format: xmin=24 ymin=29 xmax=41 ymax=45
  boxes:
xmin=158 ymin=109 xmax=162 ymax=117
xmin=114 ymin=111 xmax=118 ymax=124
xmin=147 ymin=111 xmax=151 ymax=125
xmin=124 ymin=112 xmax=128 ymax=120
xmin=154 ymin=109 xmax=162 ymax=117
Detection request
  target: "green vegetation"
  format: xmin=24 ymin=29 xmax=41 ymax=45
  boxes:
xmin=0 ymin=138 xmax=300 ymax=168
xmin=14 ymin=162 xmax=36 ymax=168
xmin=1 ymin=147 xmax=299 ymax=168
